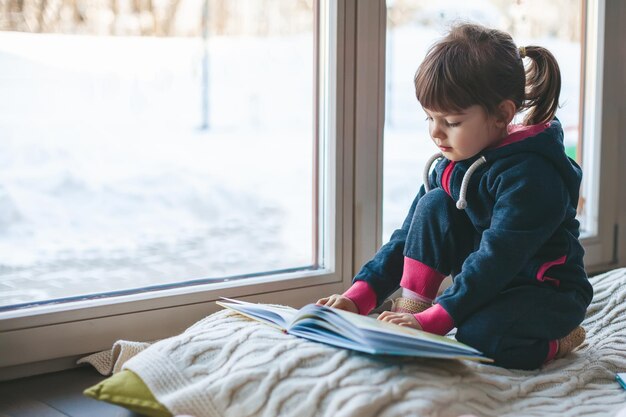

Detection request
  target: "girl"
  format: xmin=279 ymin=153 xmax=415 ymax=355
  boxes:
xmin=317 ymin=23 xmax=593 ymax=370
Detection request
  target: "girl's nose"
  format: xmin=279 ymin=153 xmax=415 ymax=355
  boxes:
xmin=430 ymin=123 xmax=446 ymax=140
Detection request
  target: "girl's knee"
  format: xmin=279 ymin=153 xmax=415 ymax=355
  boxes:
xmin=417 ymin=188 xmax=452 ymax=207
xmin=412 ymin=188 xmax=456 ymax=222
xmin=455 ymin=325 xmax=498 ymax=360
xmin=456 ymin=326 xmax=548 ymax=370
xmin=488 ymin=343 xmax=547 ymax=370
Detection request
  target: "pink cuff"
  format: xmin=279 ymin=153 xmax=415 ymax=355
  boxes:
xmin=544 ymin=339 xmax=559 ymax=364
xmin=414 ymin=304 xmax=455 ymax=335
xmin=400 ymin=257 xmax=446 ymax=300
xmin=343 ymin=281 xmax=377 ymax=315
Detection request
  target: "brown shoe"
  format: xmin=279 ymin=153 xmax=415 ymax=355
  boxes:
xmin=555 ymin=326 xmax=586 ymax=359
xmin=392 ymin=297 xmax=432 ymax=315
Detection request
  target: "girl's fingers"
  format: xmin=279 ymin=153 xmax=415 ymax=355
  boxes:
xmin=317 ymin=294 xmax=339 ymax=306
xmin=330 ymin=298 xmax=346 ymax=309
xmin=377 ymin=311 xmax=393 ymax=320
xmin=377 ymin=312 xmax=421 ymax=329
xmin=378 ymin=311 xmax=402 ymax=321
xmin=316 ymin=297 xmax=329 ymax=305
xmin=378 ymin=313 xmax=411 ymax=324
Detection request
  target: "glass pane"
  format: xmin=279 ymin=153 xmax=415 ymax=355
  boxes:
xmin=383 ymin=0 xmax=584 ymax=242
xmin=0 ymin=0 xmax=316 ymax=309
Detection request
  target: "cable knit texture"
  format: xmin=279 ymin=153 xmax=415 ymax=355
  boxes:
xmin=77 ymin=340 xmax=150 ymax=375
xmin=83 ymin=269 xmax=626 ymax=417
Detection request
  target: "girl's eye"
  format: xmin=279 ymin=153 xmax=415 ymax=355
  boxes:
xmin=424 ymin=116 xmax=460 ymax=127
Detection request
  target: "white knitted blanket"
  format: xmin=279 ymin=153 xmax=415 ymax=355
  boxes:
xmin=86 ymin=269 xmax=626 ymax=417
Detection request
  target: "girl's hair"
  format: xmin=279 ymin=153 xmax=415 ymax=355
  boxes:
xmin=414 ymin=23 xmax=561 ymax=125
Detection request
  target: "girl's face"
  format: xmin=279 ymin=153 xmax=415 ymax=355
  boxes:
xmin=424 ymin=105 xmax=505 ymax=162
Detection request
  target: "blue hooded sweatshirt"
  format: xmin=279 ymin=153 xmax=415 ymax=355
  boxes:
xmin=353 ymin=119 xmax=593 ymax=326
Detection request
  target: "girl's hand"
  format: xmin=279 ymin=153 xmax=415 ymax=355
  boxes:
xmin=377 ymin=311 xmax=422 ymax=330
xmin=316 ymin=294 xmax=359 ymax=314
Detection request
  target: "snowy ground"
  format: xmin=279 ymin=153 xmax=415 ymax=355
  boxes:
xmin=0 ymin=32 xmax=315 ymax=307
xmin=0 ymin=26 xmax=580 ymax=308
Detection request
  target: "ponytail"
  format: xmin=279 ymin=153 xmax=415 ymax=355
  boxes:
xmin=520 ymin=46 xmax=561 ymax=125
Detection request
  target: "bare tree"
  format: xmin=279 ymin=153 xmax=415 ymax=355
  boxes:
xmin=161 ymin=0 xmax=181 ymax=36
xmin=212 ymin=0 xmax=229 ymax=36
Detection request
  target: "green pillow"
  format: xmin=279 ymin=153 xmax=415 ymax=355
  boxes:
xmin=84 ymin=369 xmax=172 ymax=417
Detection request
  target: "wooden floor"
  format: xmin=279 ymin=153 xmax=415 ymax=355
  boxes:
xmin=0 ymin=367 xmax=142 ymax=417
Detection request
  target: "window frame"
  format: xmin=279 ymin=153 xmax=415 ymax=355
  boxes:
xmin=579 ymin=0 xmax=624 ymax=273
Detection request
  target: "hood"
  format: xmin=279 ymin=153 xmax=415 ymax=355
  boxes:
xmin=482 ymin=118 xmax=582 ymax=206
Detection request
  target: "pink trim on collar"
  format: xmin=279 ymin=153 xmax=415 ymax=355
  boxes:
xmin=491 ymin=122 xmax=551 ymax=149
xmin=441 ymin=161 xmax=456 ymax=197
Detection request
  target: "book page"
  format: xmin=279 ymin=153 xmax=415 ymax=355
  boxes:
xmin=301 ymin=304 xmax=480 ymax=353
xmin=217 ymin=297 xmax=297 ymax=330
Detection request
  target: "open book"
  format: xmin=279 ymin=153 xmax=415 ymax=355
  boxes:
xmin=217 ymin=298 xmax=492 ymax=362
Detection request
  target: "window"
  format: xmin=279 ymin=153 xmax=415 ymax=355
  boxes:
xmin=382 ymin=0 xmax=618 ymax=270
xmin=0 ymin=1 xmax=321 ymax=311
xmin=0 ymin=0 xmax=357 ymax=378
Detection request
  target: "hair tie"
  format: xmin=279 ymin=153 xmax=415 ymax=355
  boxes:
xmin=518 ymin=46 xmax=526 ymax=58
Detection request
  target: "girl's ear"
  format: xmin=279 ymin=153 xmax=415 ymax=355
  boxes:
xmin=495 ymin=100 xmax=517 ymax=127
